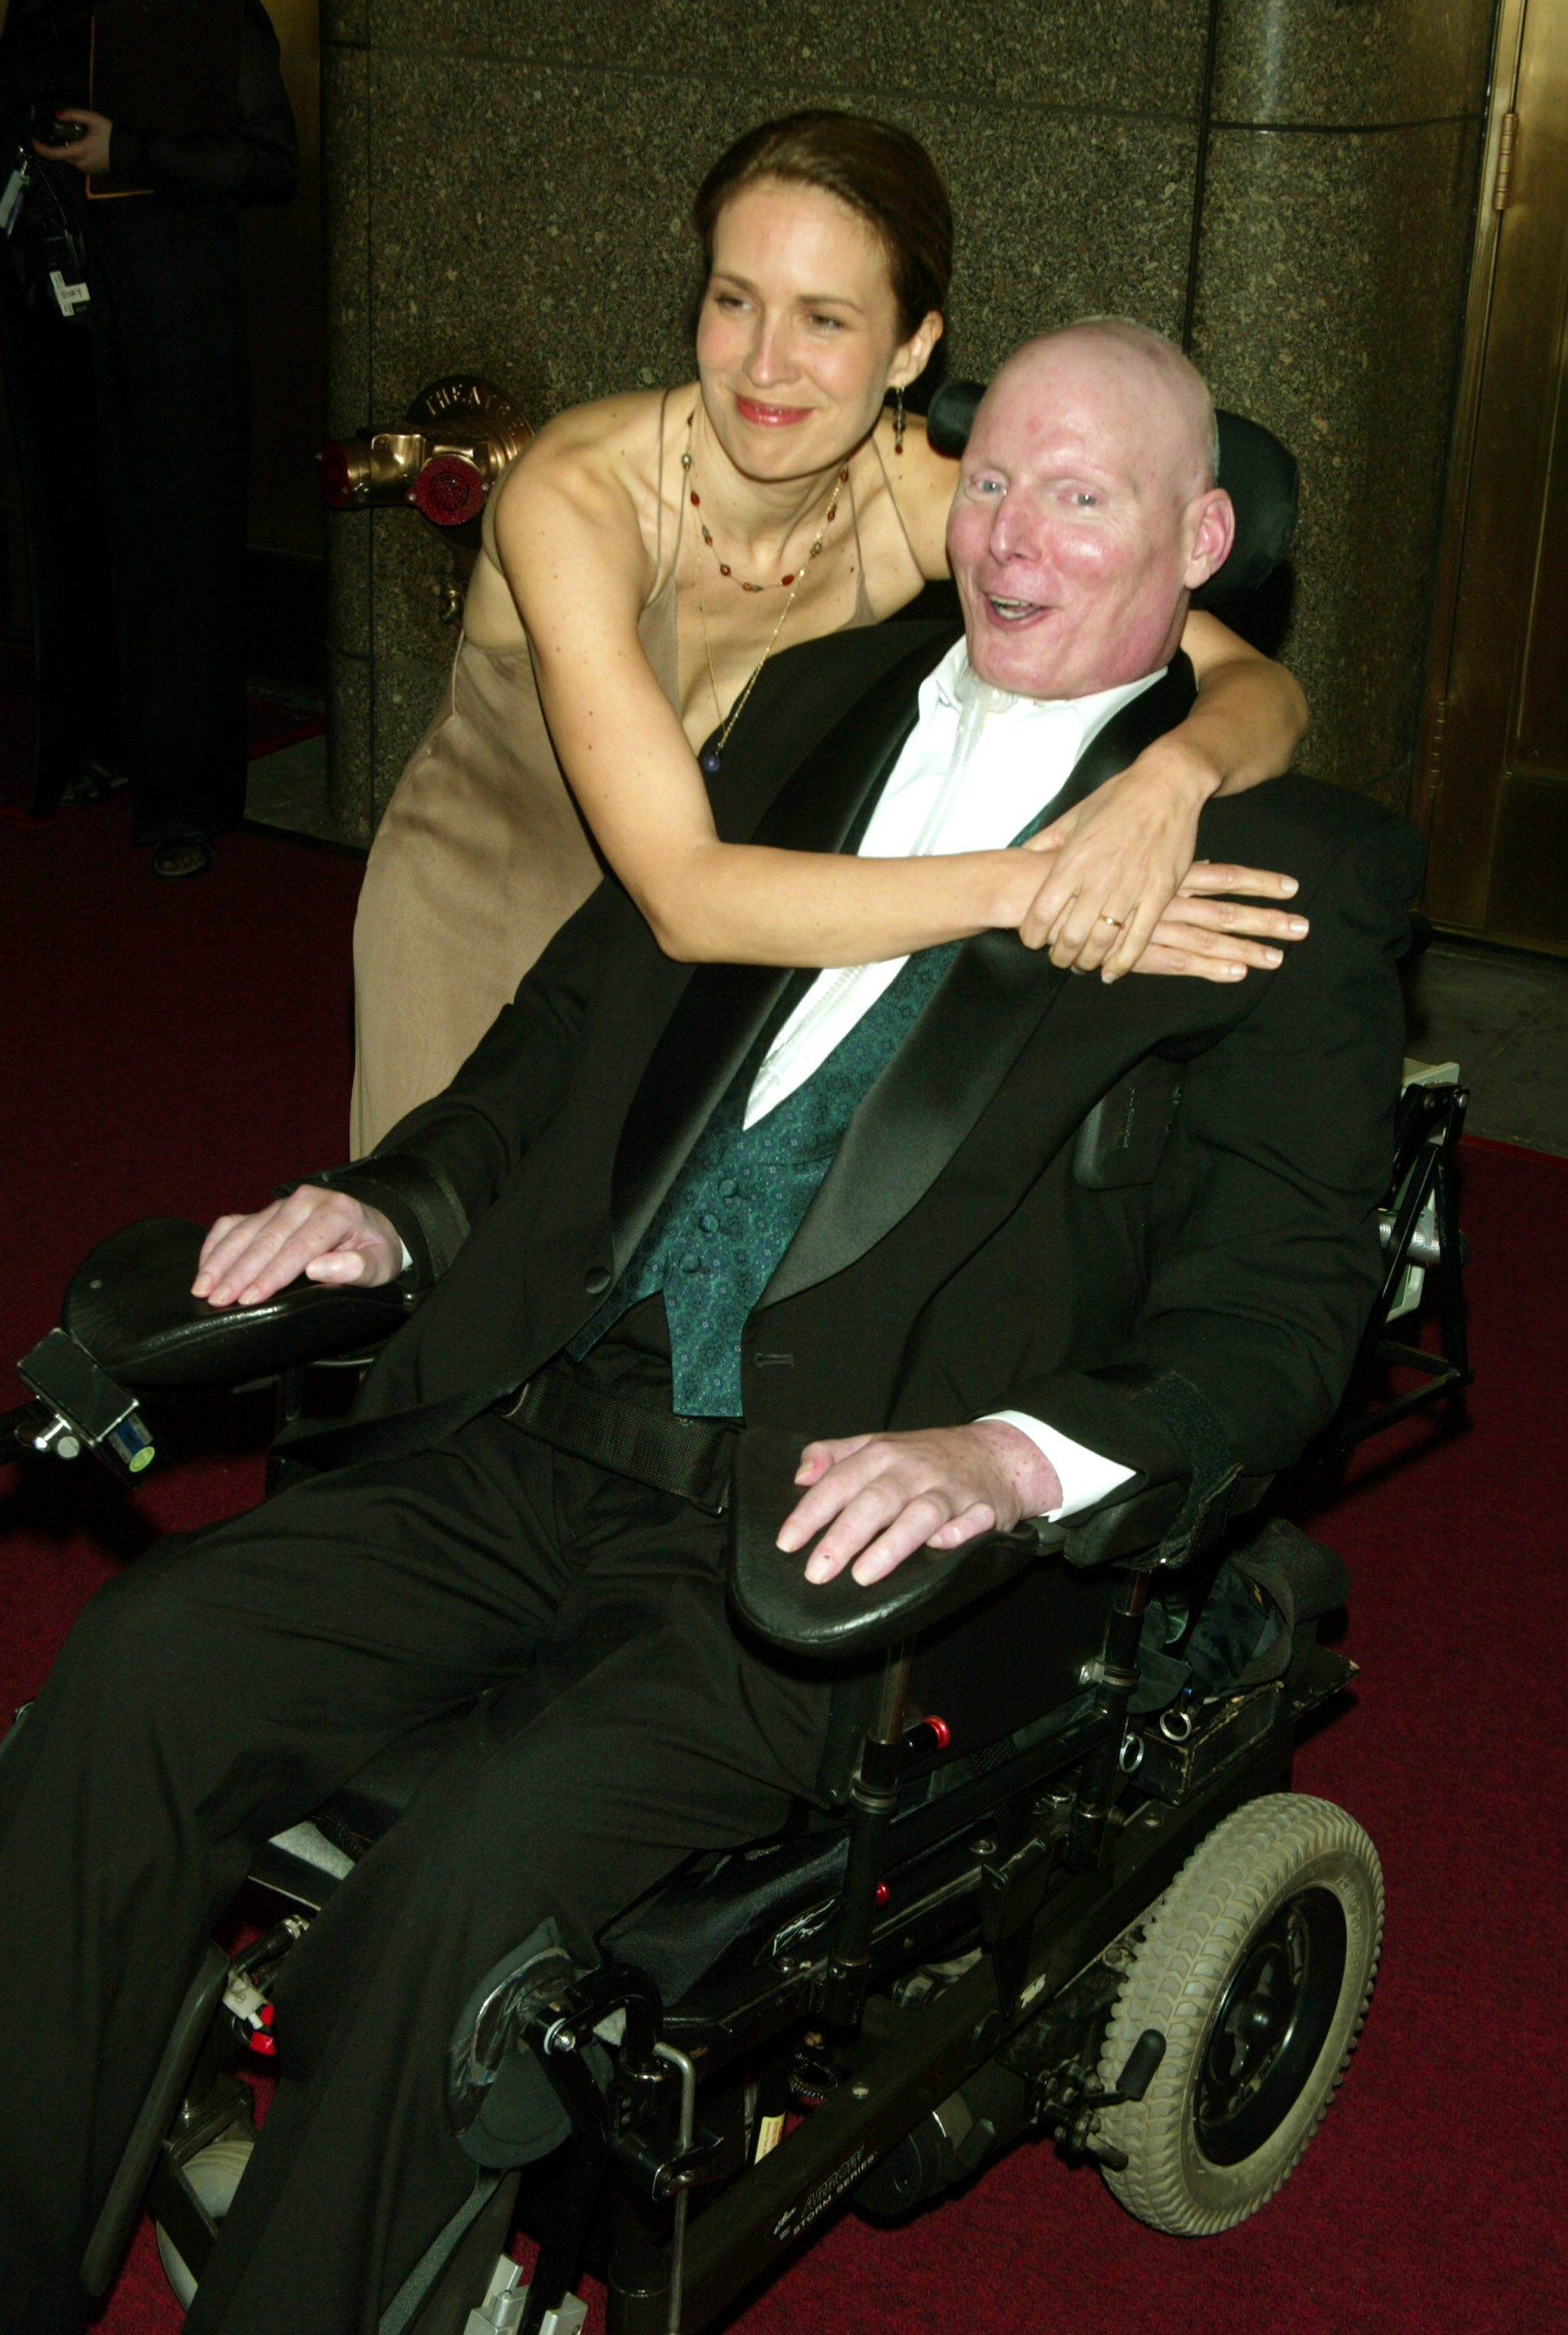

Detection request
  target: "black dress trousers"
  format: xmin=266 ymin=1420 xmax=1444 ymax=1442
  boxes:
xmin=0 ymin=1413 xmax=830 ymax=2335
xmin=85 ymin=195 xmax=251 ymax=846
xmin=0 ymin=262 xmax=125 ymax=809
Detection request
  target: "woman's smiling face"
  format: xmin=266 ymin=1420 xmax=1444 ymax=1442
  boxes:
xmin=696 ymin=179 xmax=939 ymax=483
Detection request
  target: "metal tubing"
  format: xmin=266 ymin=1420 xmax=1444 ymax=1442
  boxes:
xmin=652 ymin=2042 xmax=698 ymax=2335
xmin=1068 ymin=1570 xmax=1151 ymax=1869
xmin=81 ymin=1943 xmax=230 ymax=2295
xmin=1433 ymin=1092 xmax=1472 ymax=1388
xmin=819 ymin=1642 xmax=913 ymax=2021
xmin=869 ymin=1644 xmax=914 ymax=1750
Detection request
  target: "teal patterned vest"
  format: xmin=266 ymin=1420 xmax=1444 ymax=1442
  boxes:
xmin=570 ymin=938 xmax=961 ymax=1417
xmin=571 ymin=802 xmax=1052 ymax=1417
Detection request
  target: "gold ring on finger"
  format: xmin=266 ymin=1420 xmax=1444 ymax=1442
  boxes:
xmin=1099 ymin=912 xmax=1124 ymax=929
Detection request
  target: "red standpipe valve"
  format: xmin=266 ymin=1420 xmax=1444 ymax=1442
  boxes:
xmin=411 ymin=451 xmax=489 ymax=528
xmin=317 ymin=377 xmax=531 ymax=528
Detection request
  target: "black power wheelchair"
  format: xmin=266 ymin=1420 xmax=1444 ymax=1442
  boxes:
xmin=8 ymin=1214 xmax=1387 ymax=2335
xmin=2 ymin=1094 xmax=1472 ymax=2335
xmin=0 ymin=396 xmax=1473 ymax=2335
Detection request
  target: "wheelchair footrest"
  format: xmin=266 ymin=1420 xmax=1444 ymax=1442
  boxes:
xmin=1131 ymin=1642 xmax=1357 ymax=1807
xmin=464 ymin=2259 xmax=587 ymax=2335
xmin=1131 ymin=1683 xmax=1283 ymax=1807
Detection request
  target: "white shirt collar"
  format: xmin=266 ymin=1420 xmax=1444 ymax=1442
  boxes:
xmin=918 ymin=634 xmax=1167 ymax=763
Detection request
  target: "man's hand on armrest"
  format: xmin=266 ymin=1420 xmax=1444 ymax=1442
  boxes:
xmin=191 ymin=1186 xmax=404 ymax=1309
xmin=777 ymin=1423 xmax=1063 ymax=1589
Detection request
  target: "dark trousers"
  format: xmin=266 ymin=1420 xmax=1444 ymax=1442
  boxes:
xmin=87 ymin=199 xmax=250 ymax=844
xmin=0 ymin=191 xmax=250 ymax=841
xmin=0 ymin=1414 xmax=829 ymax=2335
xmin=0 ymin=263 xmax=125 ymax=812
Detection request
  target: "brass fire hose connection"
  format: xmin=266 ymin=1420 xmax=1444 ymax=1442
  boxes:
xmin=319 ymin=375 xmax=533 ymax=530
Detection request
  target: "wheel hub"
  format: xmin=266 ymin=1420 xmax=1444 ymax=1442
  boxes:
xmin=1194 ymin=1885 xmax=1347 ymax=2167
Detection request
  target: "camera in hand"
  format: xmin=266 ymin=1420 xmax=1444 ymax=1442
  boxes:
xmin=30 ymin=111 xmax=89 ymax=149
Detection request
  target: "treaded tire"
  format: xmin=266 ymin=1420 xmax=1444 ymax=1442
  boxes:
xmin=1095 ymin=1793 xmax=1382 ymax=2235
xmin=156 ymin=2130 xmax=254 ymax=2307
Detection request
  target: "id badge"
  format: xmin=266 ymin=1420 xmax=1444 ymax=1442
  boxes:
xmin=49 ymin=268 xmax=90 ymax=317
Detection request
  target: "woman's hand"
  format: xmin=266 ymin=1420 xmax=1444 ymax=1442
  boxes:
xmin=1018 ymin=735 xmax=1226 ymax=973
xmin=1016 ymin=844 xmax=1308 ymax=985
xmin=1127 ymin=862 xmax=1308 ymax=982
xmin=1016 ymin=615 xmax=1310 ymax=979
xmin=33 ymin=108 xmax=113 ymax=176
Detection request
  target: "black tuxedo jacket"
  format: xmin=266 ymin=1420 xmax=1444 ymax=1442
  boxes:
xmin=321 ymin=620 xmax=1421 ymax=1557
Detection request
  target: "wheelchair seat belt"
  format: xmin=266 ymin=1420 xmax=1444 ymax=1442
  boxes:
xmin=498 ymin=1366 xmax=738 ymax=1515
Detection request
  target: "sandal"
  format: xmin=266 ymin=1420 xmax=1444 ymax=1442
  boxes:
xmin=151 ymin=834 xmax=215 ymax=882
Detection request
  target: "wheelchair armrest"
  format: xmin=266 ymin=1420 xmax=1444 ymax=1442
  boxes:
xmin=54 ymin=1217 xmax=418 ymax=1393
xmin=727 ymin=1427 xmax=1065 ymax=1659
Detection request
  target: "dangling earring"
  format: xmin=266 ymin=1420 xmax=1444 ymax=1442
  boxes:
xmin=893 ymin=384 xmax=906 ymax=458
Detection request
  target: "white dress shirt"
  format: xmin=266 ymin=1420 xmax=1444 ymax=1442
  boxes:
xmin=744 ymin=641 xmax=1163 ymax=1125
xmin=742 ymin=637 xmax=1161 ymax=1521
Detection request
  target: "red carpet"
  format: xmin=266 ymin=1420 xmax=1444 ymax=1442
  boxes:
xmin=1 ymin=799 xmax=1563 ymax=2335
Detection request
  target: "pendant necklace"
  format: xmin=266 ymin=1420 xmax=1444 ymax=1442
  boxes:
xmin=682 ymin=416 xmax=848 ymax=775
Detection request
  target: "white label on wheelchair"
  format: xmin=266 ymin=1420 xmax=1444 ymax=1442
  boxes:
xmin=772 ymin=2144 xmax=876 ymax=2243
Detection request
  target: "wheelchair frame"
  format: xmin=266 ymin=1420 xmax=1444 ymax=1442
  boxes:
xmin=75 ymin=1526 xmax=1356 ymax=2335
xmin=1336 ymin=1064 xmax=1472 ymax=1444
xmin=5 ymin=1048 xmax=1439 ymax=2330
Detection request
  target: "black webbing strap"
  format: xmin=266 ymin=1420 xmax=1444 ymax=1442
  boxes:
xmin=500 ymin=1368 xmax=737 ymax=1515
xmin=1123 ymin=1366 xmax=1242 ymax=1564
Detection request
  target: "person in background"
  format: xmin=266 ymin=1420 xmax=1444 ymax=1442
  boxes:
xmin=0 ymin=0 xmax=296 ymax=876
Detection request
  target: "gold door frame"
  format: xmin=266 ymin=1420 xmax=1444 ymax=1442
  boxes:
xmin=1414 ymin=0 xmax=1568 ymax=953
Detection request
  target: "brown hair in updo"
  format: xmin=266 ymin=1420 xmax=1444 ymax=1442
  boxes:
xmin=693 ymin=111 xmax=952 ymax=342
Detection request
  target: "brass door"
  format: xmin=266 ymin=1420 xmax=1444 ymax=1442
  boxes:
xmin=1416 ymin=0 xmax=1568 ymax=953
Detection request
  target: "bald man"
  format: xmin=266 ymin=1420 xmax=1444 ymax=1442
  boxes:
xmin=0 ymin=322 xmax=1420 ymax=2333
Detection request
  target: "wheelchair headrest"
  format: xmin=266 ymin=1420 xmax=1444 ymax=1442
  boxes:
xmin=924 ymin=377 xmax=1298 ymax=607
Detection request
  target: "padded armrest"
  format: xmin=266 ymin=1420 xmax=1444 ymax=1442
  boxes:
xmin=57 ymin=1218 xmax=418 ymax=1392
xmin=727 ymin=1427 xmax=1064 ymax=1659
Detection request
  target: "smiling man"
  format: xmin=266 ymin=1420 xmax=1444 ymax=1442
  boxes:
xmin=952 ymin=325 xmax=1231 ymax=698
xmin=0 ymin=322 xmax=1420 ymax=2335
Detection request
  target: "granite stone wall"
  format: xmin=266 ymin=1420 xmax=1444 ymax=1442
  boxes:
xmin=321 ymin=0 xmax=1498 ymax=838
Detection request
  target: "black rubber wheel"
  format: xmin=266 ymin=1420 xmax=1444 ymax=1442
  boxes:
xmin=1094 ymin=1793 xmax=1382 ymax=2234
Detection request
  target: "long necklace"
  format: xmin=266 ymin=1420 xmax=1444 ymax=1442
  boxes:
xmin=682 ymin=424 xmax=849 ymax=775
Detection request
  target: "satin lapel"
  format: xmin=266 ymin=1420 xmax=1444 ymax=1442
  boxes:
xmin=1039 ymin=653 xmax=1197 ymax=827
xmin=608 ymin=631 xmax=949 ymax=1265
xmin=762 ymin=653 xmax=1200 ymax=1308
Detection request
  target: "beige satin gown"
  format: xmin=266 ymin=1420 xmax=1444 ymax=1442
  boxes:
xmin=349 ymin=399 xmax=885 ymax=1156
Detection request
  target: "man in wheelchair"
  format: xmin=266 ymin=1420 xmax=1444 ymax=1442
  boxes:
xmin=0 ymin=322 xmax=1420 ymax=2335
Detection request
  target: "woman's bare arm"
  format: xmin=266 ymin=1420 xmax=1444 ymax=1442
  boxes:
xmin=496 ymin=413 xmax=1305 ymax=981
xmin=1181 ymin=609 xmax=1311 ymax=791
xmin=499 ymin=417 xmax=1050 ymax=967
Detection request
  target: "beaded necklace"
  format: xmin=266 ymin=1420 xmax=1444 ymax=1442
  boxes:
xmin=682 ymin=414 xmax=850 ymax=774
